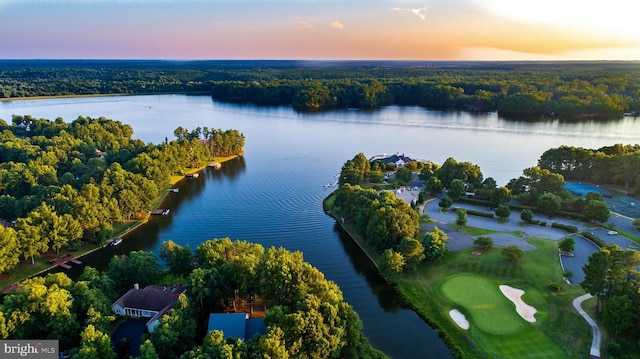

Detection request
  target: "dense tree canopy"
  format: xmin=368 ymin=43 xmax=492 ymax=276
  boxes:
xmin=581 ymin=245 xmax=640 ymax=347
xmin=0 ymin=116 xmax=244 ymax=274
xmin=538 ymin=144 xmax=640 ymax=195
xmin=1 ymin=238 xmax=384 ymax=358
xmin=1 ymin=60 xmax=638 ymax=118
xmin=332 ymin=184 xmax=419 ymax=254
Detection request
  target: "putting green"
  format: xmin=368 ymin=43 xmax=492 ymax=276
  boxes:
xmin=439 ymin=274 xmax=527 ymax=335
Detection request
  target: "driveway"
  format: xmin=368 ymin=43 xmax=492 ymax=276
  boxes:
xmin=423 ymin=198 xmax=568 ymax=240
xmin=561 ymin=234 xmax=600 ymax=284
xmin=111 ymin=318 xmax=146 ymax=358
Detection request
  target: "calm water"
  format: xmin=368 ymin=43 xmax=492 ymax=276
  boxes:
xmin=2 ymin=95 xmax=639 ymax=358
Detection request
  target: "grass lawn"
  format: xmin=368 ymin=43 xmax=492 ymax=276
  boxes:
xmin=396 ymin=238 xmax=591 ymax=358
xmin=440 ymin=274 xmax=529 ymax=335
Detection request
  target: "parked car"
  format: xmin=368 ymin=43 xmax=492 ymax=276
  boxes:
xmin=607 ymin=230 xmax=618 ymax=235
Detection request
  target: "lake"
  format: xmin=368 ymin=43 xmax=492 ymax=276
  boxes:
xmin=1 ymin=95 xmax=638 ymax=358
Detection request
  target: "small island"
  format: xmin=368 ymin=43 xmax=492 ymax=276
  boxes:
xmin=325 ymin=149 xmax=640 ymax=358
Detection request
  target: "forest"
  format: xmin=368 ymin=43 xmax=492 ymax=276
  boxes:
xmin=537 ymin=144 xmax=640 ymax=194
xmin=0 ymin=115 xmax=245 ymax=275
xmin=0 ymin=238 xmax=385 ymax=359
xmin=1 ymin=60 xmax=640 ymax=118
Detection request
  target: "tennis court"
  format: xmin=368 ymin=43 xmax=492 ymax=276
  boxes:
xmin=605 ymin=196 xmax=640 ymax=218
xmin=564 ymin=182 xmax=610 ymax=197
xmin=565 ymin=181 xmax=640 ymax=218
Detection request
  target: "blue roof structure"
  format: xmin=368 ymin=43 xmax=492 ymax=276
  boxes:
xmin=207 ymin=313 xmax=265 ymax=341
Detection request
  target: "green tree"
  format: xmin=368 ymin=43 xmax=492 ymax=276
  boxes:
xmin=537 ymin=193 xmax=561 ymax=215
xmin=424 ymin=176 xmax=443 ymax=195
xmin=14 ymin=217 xmax=46 ymax=264
xmin=495 ymin=204 xmax=511 ymax=219
xmin=138 ymin=339 xmax=159 ymax=359
xmin=0 ymin=226 xmax=20 ymax=274
xmin=398 ymin=237 xmax=425 ymax=271
xmin=602 ymin=295 xmax=633 ymax=336
xmin=581 ymin=249 xmax=610 ymax=313
xmin=501 ymin=245 xmax=523 ymax=264
xmin=438 ymin=196 xmax=452 ymax=211
xmin=490 ymin=187 xmax=512 ymax=207
xmin=258 ymin=327 xmax=289 ymax=359
xmin=520 ymin=208 xmax=534 ymax=224
xmin=422 ymin=226 xmax=448 ymax=261
xmin=379 ymin=249 xmax=404 ymax=282
xmin=583 ymin=199 xmax=610 ymax=223
xmin=474 ymin=236 xmax=494 ymax=250
xmin=447 ymin=179 xmax=466 ymax=201
xmin=418 ymin=162 xmax=440 ymax=181
xmin=455 ymin=208 xmax=467 ymax=226
xmin=159 ymin=240 xmax=193 ymax=276
xmin=395 ymin=167 xmax=413 ymax=184
xmin=559 ymin=237 xmax=575 ymax=253
xmin=150 ymin=294 xmax=196 ymax=359
xmin=107 ymin=251 xmax=160 ymax=294
xmin=74 ymin=324 xmax=116 ymax=359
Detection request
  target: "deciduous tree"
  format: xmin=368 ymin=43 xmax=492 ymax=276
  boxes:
xmin=501 ymin=245 xmax=523 ymax=264
xmin=423 ymin=226 xmax=448 ymax=261
xmin=379 ymin=249 xmax=404 ymax=282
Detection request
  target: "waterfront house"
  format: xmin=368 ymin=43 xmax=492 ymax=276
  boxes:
xmin=370 ymin=153 xmax=416 ymax=168
xmin=111 ymin=284 xmax=186 ymax=333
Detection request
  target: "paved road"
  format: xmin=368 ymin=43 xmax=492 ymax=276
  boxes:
xmin=573 ymin=294 xmax=602 ymax=359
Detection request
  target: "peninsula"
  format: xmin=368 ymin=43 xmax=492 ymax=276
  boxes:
xmin=325 ymin=150 xmax=640 ymax=358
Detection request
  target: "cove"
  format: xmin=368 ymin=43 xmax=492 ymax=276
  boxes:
xmin=2 ymin=94 xmax=639 ymax=358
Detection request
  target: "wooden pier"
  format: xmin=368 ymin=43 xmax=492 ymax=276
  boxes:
xmin=49 ymin=254 xmax=82 ymax=270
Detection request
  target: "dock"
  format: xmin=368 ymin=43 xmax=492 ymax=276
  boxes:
xmin=150 ymin=208 xmax=170 ymax=215
xmin=169 ymin=188 xmax=179 ymax=193
xmin=49 ymin=254 xmax=82 ymax=270
xmin=186 ymin=172 xmax=199 ymax=178
xmin=208 ymin=162 xmax=222 ymax=169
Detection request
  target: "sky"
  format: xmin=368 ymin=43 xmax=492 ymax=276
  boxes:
xmin=1 ymin=0 xmax=639 ymax=61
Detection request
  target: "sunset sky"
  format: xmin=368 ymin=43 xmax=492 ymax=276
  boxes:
xmin=1 ymin=0 xmax=639 ymax=60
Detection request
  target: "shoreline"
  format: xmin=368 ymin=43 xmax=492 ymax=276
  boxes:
xmin=322 ymin=193 xmax=380 ymax=270
xmin=0 ymin=153 xmax=242 ymax=292
xmin=0 ymin=90 xmax=211 ymax=102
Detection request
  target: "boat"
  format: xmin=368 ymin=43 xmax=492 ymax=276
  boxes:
xmin=150 ymin=208 xmax=171 ymax=215
xmin=169 ymin=188 xmax=179 ymax=193
xmin=186 ymin=172 xmax=199 ymax=178
xmin=111 ymin=237 xmax=123 ymax=246
xmin=207 ymin=162 xmax=222 ymax=169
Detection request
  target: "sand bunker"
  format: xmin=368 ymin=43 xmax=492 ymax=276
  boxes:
xmin=499 ymin=285 xmax=537 ymax=323
xmin=449 ymin=309 xmax=469 ymax=330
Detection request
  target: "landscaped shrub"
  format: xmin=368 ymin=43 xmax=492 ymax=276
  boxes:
xmin=466 ymin=209 xmax=494 ymax=218
xmin=548 ymin=282 xmax=561 ymax=292
xmin=458 ymin=197 xmax=491 ymax=207
xmin=581 ymin=231 xmax=605 ymax=247
xmin=551 ymin=222 xmax=578 ymax=233
xmin=529 ymin=219 xmax=547 ymax=227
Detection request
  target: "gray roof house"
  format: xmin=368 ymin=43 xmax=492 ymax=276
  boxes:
xmin=371 ymin=153 xmax=416 ymax=168
xmin=111 ymin=284 xmax=186 ymax=333
xmin=207 ymin=313 xmax=265 ymax=341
